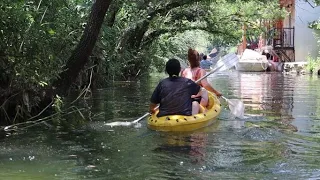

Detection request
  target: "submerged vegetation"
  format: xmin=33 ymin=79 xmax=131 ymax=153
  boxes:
xmin=306 ymin=55 xmax=320 ymax=74
xmin=0 ymin=0 xmax=287 ymax=126
xmin=308 ymin=1 xmax=320 ymax=74
xmin=306 ymin=28 xmax=320 ymax=74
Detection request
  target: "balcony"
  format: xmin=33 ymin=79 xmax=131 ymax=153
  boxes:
xmin=272 ymin=27 xmax=295 ymax=50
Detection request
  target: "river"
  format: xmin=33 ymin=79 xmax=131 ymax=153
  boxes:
xmin=1 ymin=71 xmax=320 ymax=180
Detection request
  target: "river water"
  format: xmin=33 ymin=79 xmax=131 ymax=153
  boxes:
xmin=1 ymin=71 xmax=320 ymax=180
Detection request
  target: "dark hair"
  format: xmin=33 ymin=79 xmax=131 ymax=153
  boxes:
xmin=203 ymin=55 xmax=207 ymax=60
xmin=188 ymin=48 xmax=200 ymax=68
xmin=166 ymin=59 xmax=181 ymax=77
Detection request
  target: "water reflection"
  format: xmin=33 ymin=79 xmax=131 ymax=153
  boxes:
xmin=235 ymin=72 xmax=294 ymax=116
xmin=227 ymin=72 xmax=297 ymax=131
xmin=1 ymin=72 xmax=320 ymax=179
xmin=154 ymin=122 xmax=220 ymax=164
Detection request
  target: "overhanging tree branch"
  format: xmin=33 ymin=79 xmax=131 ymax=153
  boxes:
xmin=142 ymin=26 xmax=239 ymax=48
xmin=53 ymin=0 xmax=112 ymax=94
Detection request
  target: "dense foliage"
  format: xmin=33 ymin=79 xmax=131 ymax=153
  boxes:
xmin=0 ymin=0 xmax=90 ymax=88
xmin=314 ymin=0 xmax=320 ymax=6
xmin=307 ymin=1 xmax=320 ymax=73
xmin=1 ymin=0 xmax=286 ymax=85
xmin=0 ymin=0 xmax=287 ymax=124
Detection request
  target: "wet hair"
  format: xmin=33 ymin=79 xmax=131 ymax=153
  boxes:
xmin=188 ymin=48 xmax=200 ymax=68
xmin=203 ymin=55 xmax=207 ymax=60
xmin=166 ymin=59 xmax=181 ymax=77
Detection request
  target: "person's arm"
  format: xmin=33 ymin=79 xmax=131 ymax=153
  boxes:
xmin=149 ymin=82 xmax=161 ymax=114
xmin=199 ymin=69 xmax=222 ymax=97
xmin=180 ymin=68 xmax=185 ymax=76
xmin=191 ymin=88 xmax=202 ymax=98
xmin=149 ymin=103 xmax=158 ymax=114
xmin=190 ymin=80 xmax=201 ymax=98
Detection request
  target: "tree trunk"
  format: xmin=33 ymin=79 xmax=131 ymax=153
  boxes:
xmin=105 ymin=0 xmax=123 ymax=27
xmin=54 ymin=0 xmax=112 ymax=94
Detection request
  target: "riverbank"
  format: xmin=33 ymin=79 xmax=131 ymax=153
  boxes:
xmin=283 ymin=62 xmax=308 ymax=74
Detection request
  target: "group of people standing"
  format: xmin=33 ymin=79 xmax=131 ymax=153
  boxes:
xmin=149 ymin=48 xmax=222 ymax=117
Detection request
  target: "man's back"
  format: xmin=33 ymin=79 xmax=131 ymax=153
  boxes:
xmin=150 ymin=77 xmax=200 ymax=117
xmin=200 ymin=60 xmax=212 ymax=69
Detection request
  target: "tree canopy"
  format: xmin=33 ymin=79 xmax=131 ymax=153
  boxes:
xmin=0 ymin=0 xmax=288 ymax=124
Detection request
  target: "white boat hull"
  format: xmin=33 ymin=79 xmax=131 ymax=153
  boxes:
xmin=235 ymin=61 xmax=269 ymax=72
xmin=236 ymin=49 xmax=270 ymax=72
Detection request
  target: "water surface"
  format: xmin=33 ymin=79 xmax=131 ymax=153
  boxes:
xmin=1 ymin=71 xmax=320 ymax=180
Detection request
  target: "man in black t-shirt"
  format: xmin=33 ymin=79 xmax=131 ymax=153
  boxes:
xmin=149 ymin=59 xmax=201 ymax=117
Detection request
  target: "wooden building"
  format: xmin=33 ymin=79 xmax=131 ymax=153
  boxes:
xmin=272 ymin=0 xmax=295 ymax=62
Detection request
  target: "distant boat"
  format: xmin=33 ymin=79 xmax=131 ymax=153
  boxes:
xmin=235 ymin=49 xmax=269 ymax=72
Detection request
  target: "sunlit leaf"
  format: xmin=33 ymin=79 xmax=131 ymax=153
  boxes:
xmin=48 ymin=29 xmax=56 ymax=35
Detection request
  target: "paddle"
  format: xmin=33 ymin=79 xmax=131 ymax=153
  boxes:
xmin=221 ymin=96 xmax=245 ymax=119
xmin=105 ymin=53 xmax=241 ymax=127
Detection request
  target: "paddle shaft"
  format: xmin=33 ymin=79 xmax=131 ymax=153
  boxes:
xmin=221 ymin=96 xmax=229 ymax=102
xmin=221 ymin=96 xmax=234 ymax=106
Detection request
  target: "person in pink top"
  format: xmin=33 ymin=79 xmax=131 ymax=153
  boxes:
xmin=181 ymin=48 xmax=222 ymax=107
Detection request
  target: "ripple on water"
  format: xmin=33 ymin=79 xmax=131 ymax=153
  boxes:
xmin=1 ymin=72 xmax=320 ymax=179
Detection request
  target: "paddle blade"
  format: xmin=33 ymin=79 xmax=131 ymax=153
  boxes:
xmin=105 ymin=112 xmax=150 ymax=127
xmin=212 ymin=53 xmax=239 ymax=72
xmin=105 ymin=121 xmax=143 ymax=128
xmin=227 ymin=99 xmax=245 ymax=119
xmin=105 ymin=121 xmax=134 ymax=127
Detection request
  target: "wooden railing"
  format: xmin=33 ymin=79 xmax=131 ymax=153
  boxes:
xmin=272 ymin=27 xmax=295 ymax=49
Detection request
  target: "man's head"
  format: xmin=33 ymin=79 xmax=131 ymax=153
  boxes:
xmin=203 ymin=55 xmax=207 ymax=60
xmin=166 ymin=59 xmax=181 ymax=77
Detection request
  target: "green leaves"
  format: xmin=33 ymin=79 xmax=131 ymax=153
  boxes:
xmin=309 ymin=19 xmax=320 ymax=30
xmin=48 ymin=29 xmax=56 ymax=35
xmin=0 ymin=0 xmax=289 ymax=84
xmin=0 ymin=0 xmax=88 ymax=89
xmin=313 ymin=0 xmax=320 ymax=6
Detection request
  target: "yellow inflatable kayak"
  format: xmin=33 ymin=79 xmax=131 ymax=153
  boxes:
xmin=148 ymin=92 xmax=221 ymax=131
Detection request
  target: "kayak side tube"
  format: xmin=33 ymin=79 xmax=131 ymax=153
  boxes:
xmin=147 ymin=92 xmax=221 ymax=131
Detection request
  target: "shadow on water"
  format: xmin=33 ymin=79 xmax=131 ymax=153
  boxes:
xmin=1 ymin=72 xmax=320 ymax=179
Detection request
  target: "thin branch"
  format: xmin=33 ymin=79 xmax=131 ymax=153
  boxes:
xmin=3 ymin=107 xmax=86 ymax=131
xmin=70 ymin=86 xmax=87 ymax=104
xmin=83 ymin=68 xmax=93 ymax=98
xmin=12 ymin=106 xmax=21 ymax=124
xmin=26 ymin=100 xmax=54 ymax=121
xmin=70 ymin=66 xmax=94 ymax=104
xmin=36 ymin=0 xmax=43 ymax=10
xmin=1 ymin=107 xmax=11 ymax=123
xmin=0 ymin=92 xmax=20 ymax=108
xmin=40 ymin=7 xmax=48 ymax=24
xmin=148 ymin=0 xmax=198 ymax=18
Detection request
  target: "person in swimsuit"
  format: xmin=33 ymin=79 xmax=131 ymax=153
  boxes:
xmin=181 ymin=48 xmax=222 ymax=107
